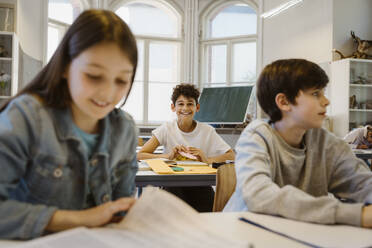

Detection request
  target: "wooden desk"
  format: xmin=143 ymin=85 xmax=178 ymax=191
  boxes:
xmin=135 ymin=170 xmax=216 ymax=195
xmin=355 ymin=151 xmax=372 ymax=160
xmin=135 ymin=170 xmax=216 ymax=187
xmin=353 ymin=149 xmax=372 ymax=168
xmin=2 ymin=212 xmax=372 ymax=247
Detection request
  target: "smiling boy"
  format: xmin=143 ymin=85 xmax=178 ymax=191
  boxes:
xmin=138 ymin=83 xmax=234 ymax=163
xmin=224 ymin=59 xmax=372 ymax=228
xmin=138 ymin=83 xmax=234 ymax=211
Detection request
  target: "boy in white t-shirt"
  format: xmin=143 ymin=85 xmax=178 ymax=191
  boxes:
xmin=138 ymin=83 xmax=234 ymax=211
xmin=138 ymin=83 xmax=234 ymax=163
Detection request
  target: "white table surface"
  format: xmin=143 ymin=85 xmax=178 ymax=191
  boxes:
xmin=2 ymin=211 xmax=372 ymax=248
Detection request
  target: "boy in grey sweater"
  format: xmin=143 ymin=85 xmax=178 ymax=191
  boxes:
xmin=224 ymin=59 xmax=372 ymax=227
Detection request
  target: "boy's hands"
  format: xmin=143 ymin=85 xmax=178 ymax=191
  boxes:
xmin=362 ymin=205 xmax=372 ymax=228
xmin=46 ymin=197 xmax=136 ymax=232
xmin=168 ymin=145 xmax=208 ymax=163
xmin=168 ymin=145 xmax=188 ymax=160
xmin=187 ymin=147 xmax=208 ymax=163
xmin=357 ymin=144 xmax=369 ymax=149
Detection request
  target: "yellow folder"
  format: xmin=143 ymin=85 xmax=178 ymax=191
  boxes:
xmin=145 ymin=159 xmax=216 ymax=175
xmin=145 ymin=159 xmax=174 ymax=174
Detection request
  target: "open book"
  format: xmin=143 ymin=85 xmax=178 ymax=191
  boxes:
xmin=16 ymin=188 xmax=248 ymax=248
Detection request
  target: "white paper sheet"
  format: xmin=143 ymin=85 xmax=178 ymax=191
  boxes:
xmin=108 ymin=187 xmax=248 ymax=247
xmin=15 ymin=188 xmax=249 ymax=248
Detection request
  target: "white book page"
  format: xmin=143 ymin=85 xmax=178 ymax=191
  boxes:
xmin=15 ymin=228 xmax=115 ymax=248
xmin=104 ymin=187 xmax=248 ymax=248
xmin=14 ymin=188 xmax=249 ymax=248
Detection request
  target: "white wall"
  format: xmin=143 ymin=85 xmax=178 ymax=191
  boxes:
xmin=332 ymin=0 xmax=372 ymax=60
xmin=262 ymin=0 xmax=333 ymax=66
xmin=16 ymin=0 xmax=46 ymax=61
xmin=0 ymin=0 xmax=15 ymax=5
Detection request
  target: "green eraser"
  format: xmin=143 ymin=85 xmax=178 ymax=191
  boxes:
xmin=171 ymin=166 xmax=184 ymax=172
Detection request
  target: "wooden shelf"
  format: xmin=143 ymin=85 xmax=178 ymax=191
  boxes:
xmin=349 ymin=109 xmax=372 ymax=112
xmin=350 ymin=84 xmax=372 ymax=88
xmin=330 ymin=59 xmax=372 ymax=137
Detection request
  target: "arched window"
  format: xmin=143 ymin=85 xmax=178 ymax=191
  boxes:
xmin=113 ymin=0 xmax=183 ymax=125
xmin=201 ymin=1 xmax=258 ymax=87
xmin=47 ymin=0 xmax=84 ymax=61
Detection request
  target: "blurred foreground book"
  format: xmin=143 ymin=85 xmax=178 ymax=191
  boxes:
xmin=16 ymin=187 xmax=247 ymax=248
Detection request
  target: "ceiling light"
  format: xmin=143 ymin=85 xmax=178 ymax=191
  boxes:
xmin=261 ymin=0 xmax=303 ymax=19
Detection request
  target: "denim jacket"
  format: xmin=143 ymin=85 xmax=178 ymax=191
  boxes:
xmin=0 ymin=94 xmax=138 ymax=239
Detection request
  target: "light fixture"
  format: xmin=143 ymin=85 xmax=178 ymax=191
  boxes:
xmin=261 ymin=0 xmax=303 ymax=19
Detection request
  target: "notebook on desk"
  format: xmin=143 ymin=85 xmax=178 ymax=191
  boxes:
xmin=144 ymin=159 xmax=216 ymax=174
xmin=353 ymin=149 xmax=372 ymax=154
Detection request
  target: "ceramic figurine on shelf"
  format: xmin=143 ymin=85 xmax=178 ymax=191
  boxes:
xmin=0 ymin=45 xmax=8 ymax=58
xmin=349 ymin=94 xmax=357 ymax=109
xmin=333 ymin=31 xmax=372 ymax=60
xmin=351 ymin=76 xmax=372 ymax=85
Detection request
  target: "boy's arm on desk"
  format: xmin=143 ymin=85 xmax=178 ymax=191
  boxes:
xmin=206 ymin=149 xmax=235 ymax=164
xmin=137 ymin=136 xmax=169 ymax=160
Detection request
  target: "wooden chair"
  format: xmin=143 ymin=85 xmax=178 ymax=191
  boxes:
xmin=212 ymin=164 xmax=236 ymax=212
xmin=138 ymin=137 xmax=144 ymax=146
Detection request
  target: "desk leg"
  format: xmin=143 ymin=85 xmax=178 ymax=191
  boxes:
xmin=363 ymin=159 xmax=371 ymax=168
xmin=137 ymin=186 xmax=143 ymax=197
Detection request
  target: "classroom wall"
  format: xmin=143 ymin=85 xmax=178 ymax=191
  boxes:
xmin=16 ymin=0 xmax=46 ymax=61
xmin=16 ymin=0 xmax=45 ymax=88
xmin=0 ymin=0 xmax=46 ymax=62
xmin=12 ymin=0 xmax=372 ymax=72
xmin=261 ymin=0 xmax=372 ymax=66
xmin=332 ymin=0 xmax=372 ymax=60
xmin=261 ymin=0 xmax=333 ymax=66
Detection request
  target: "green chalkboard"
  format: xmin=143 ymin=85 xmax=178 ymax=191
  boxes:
xmin=194 ymin=86 xmax=253 ymax=124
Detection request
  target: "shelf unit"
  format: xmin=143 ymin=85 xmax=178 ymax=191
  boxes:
xmin=330 ymin=58 xmax=372 ymax=138
xmin=0 ymin=31 xmax=18 ymax=100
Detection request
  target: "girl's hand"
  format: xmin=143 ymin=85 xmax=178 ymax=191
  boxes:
xmin=187 ymin=147 xmax=208 ymax=163
xmin=78 ymin=197 xmax=135 ymax=227
xmin=46 ymin=197 xmax=136 ymax=232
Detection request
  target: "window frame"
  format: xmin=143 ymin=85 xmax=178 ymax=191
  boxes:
xmin=47 ymin=19 xmax=69 ymax=61
xmin=199 ymin=0 xmax=259 ymax=87
xmin=44 ymin=0 xmax=263 ymax=126
xmin=110 ymin=0 xmax=184 ymax=126
xmin=46 ymin=0 xmax=87 ymax=63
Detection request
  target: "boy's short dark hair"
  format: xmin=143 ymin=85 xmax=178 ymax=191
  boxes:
xmin=171 ymin=83 xmax=200 ymax=105
xmin=257 ymin=59 xmax=329 ymax=122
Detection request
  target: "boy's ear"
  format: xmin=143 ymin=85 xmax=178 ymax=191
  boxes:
xmin=171 ymin=103 xmax=176 ymax=112
xmin=196 ymin=103 xmax=200 ymax=112
xmin=275 ymin=93 xmax=291 ymax=112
